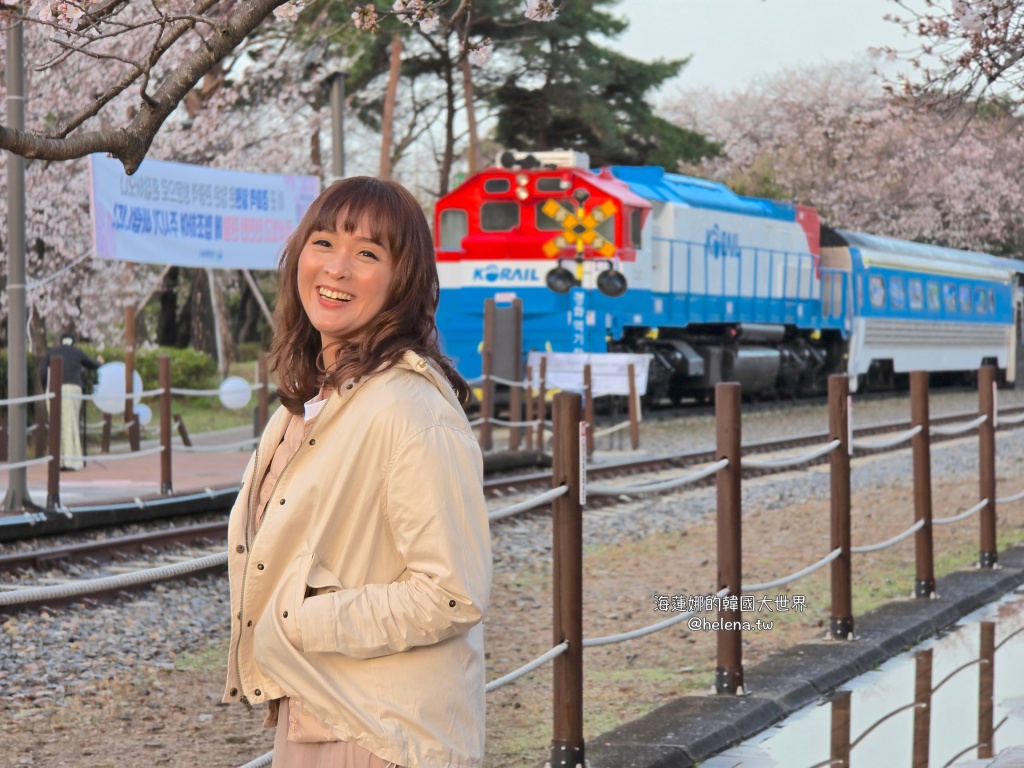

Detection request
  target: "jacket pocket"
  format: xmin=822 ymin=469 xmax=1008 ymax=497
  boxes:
xmin=262 ymin=551 xmax=314 ymax=652
xmin=305 ymin=554 xmax=345 ymax=597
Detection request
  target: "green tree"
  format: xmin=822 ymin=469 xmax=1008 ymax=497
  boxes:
xmin=479 ymin=0 xmax=720 ymax=167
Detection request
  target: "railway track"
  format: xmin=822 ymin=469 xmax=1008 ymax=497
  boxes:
xmin=2 ymin=405 xmax=1022 ymax=619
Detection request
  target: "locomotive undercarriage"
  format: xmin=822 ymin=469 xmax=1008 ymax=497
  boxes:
xmin=616 ymin=324 xmax=845 ymax=405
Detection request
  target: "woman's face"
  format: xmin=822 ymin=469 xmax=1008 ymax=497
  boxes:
xmin=297 ymin=213 xmax=394 ymax=365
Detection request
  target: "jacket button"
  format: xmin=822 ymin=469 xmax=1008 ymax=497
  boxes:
xmin=346 ymin=383 xmax=354 ymax=390
xmin=449 ymin=600 xmax=457 ymax=608
xmin=247 ymin=620 xmax=253 ymax=627
xmin=309 ymin=439 xmax=316 ymax=446
xmin=254 ymin=689 xmax=262 ymax=697
xmin=237 ymin=611 xmax=242 ymax=621
xmin=283 ymin=611 xmax=289 ymax=618
xmin=229 ymin=688 xmax=238 ymax=697
xmin=279 ymin=499 xmax=285 ymax=505
xmin=257 ymin=563 xmax=265 ymax=570
xmin=235 ymin=545 xmax=245 ymax=554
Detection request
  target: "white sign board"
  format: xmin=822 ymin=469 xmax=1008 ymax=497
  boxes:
xmin=89 ymin=154 xmax=319 ymax=270
xmin=527 ymin=352 xmax=652 ymax=397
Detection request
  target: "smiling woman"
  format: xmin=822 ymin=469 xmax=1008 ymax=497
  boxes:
xmin=223 ymin=177 xmax=490 ymax=768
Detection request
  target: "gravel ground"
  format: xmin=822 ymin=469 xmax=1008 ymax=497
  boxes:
xmin=3 ymin=388 xmax=1024 ymax=768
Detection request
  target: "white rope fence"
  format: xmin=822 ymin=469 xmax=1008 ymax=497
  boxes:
xmin=485 ymin=416 xmax=544 ymax=428
xmin=933 ymin=498 xmax=989 ymax=526
xmin=177 ymin=437 xmax=260 ymax=453
xmin=741 ymin=548 xmax=842 ymax=592
xmin=588 ymin=459 xmax=728 ymax=497
xmin=485 ymin=642 xmax=569 ymax=692
xmin=931 ymin=414 xmax=987 ymax=436
xmin=61 ymin=446 xmax=166 ymax=463
xmin=238 ymin=753 xmax=272 ymax=768
xmin=0 ymin=551 xmax=228 ymax=608
xmin=582 ymin=588 xmax=731 ymax=648
xmin=65 ymin=387 xmax=166 ymax=402
xmin=488 ymin=486 xmax=568 ymax=521
xmin=997 ymin=411 xmax=1024 ymax=425
xmin=593 ymin=420 xmax=631 ymax=439
xmin=996 ymin=488 xmax=1024 ymax=504
xmin=743 ymin=439 xmax=840 ymax=470
xmin=851 ymin=425 xmax=922 ymax=451
xmin=0 ymin=456 xmax=53 ymax=472
xmin=850 ymin=519 xmax=925 ymax=554
xmin=0 ymin=392 xmax=53 ymax=406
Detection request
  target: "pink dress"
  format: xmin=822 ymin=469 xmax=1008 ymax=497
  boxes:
xmin=255 ymin=392 xmax=399 ymax=768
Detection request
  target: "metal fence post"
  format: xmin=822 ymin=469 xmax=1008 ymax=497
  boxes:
xmin=627 ymin=363 xmax=640 ymax=450
xmin=257 ymin=352 xmax=270 ymax=437
xmin=829 ymin=374 xmax=853 ymax=639
xmin=978 ymin=365 xmax=997 ymax=568
xmin=45 ymin=356 xmax=62 ymax=509
xmin=159 ymin=355 xmax=173 ymax=495
xmin=480 ymin=299 xmax=495 ymax=452
xmin=537 ymin=356 xmax=547 ymax=450
xmin=910 ymin=370 xmax=935 ymax=598
xmin=715 ymin=381 xmax=743 ymax=693
xmin=550 ymin=392 xmax=584 ymax=767
xmin=509 ymin=299 xmax=523 ymax=452
xmin=524 ymin=364 xmax=535 ymax=452
xmin=583 ymin=364 xmax=594 ymax=458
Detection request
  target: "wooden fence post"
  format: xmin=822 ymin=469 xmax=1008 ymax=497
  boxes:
xmin=46 ymin=356 xmax=62 ymax=509
xmin=978 ymin=621 xmax=995 ymax=759
xmin=480 ymin=299 xmax=496 ymax=452
xmin=911 ymin=370 xmax=935 ymax=598
xmin=0 ymin=415 xmax=7 ymax=463
xmin=830 ymin=691 xmax=852 ymax=768
xmin=509 ymin=299 xmax=523 ymax=452
xmin=550 ymin=392 xmax=584 ymax=767
xmin=978 ymin=365 xmax=997 ymax=568
xmin=101 ymin=413 xmax=112 ymax=453
xmin=829 ymin=374 xmax=853 ymax=639
xmin=124 ymin=305 xmax=141 ymax=452
xmin=913 ymin=650 xmax=932 ymax=768
xmin=715 ymin=381 xmax=743 ymax=693
xmin=627 ymin=363 xmax=640 ymax=450
xmin=159 ymin=355 xmax=173 ymax=495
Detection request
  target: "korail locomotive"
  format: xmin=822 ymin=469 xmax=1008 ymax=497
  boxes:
xmin=433 ymin=150 xmax=1024 ymax=402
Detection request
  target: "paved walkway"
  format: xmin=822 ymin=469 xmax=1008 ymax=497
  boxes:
xmin=0 ymin=427 xmax=254 ymax=512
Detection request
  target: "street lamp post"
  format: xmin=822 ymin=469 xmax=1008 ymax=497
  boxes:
xmin=328 ymin=71 xmax=346 ymax=184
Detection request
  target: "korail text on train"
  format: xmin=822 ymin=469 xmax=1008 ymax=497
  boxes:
xmin=433 ymin=150 xmax=1024 ymax=402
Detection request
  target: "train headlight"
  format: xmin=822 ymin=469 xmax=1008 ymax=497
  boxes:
xmin=597 ymin=269 xmax=628 ymax=298
xmin=546 ymin=266 xmax=579 ymax=294
xmin=514 ymin=186 xmax=529 ymax=201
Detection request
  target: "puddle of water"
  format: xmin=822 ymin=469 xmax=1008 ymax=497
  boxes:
xmin=705 ymin=589 xmax=1024 ymax=767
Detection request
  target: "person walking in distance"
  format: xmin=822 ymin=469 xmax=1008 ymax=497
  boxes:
xmin=38 ymin=332 xmax=103 ymax=471
xmin=224 ymin=177 xmax=491 ymax=768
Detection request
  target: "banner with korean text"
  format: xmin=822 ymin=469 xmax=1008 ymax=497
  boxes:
xmin=89 ymin=154 xmax=320 ymax=270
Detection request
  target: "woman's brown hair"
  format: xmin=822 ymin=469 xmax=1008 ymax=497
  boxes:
xmin=269 ymin=177 xmax=469 ymax=412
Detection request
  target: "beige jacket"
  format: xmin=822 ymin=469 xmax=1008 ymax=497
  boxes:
xmin=223 ymin=351 xmax=491 ymax=768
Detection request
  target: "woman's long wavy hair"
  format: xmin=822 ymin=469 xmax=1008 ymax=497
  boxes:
xmin=269 ymin=177 xmax=469 ymax=413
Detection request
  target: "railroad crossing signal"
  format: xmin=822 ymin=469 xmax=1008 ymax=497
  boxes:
xmin=541 ymin=198 xmax=618 ymax=259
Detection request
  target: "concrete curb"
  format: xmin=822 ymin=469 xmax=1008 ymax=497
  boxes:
xmin=583 ymin=545 xmax=1024 ymax=768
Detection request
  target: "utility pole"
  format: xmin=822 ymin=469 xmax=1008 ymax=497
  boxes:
xmin=4 ymin=16 xmax=30 ymax=511
xmin=328 ymin=71 xmax=346 ymax=184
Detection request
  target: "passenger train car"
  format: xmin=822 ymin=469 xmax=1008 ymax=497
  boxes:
xmin=434 ymin=151 xmax=1024 ymax=400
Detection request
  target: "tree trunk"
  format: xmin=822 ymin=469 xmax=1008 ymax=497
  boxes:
xmin=380 ymin=33 xmax=403 ymax=179
xmin=461 ymin=53 xmax=481 ymax=175
xmin=440 ymin=47 xmax=457 ymax=196
xmin=157 ymin=266 xmax=180 ymax=346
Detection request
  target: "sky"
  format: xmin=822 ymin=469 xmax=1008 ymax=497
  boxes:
xmin=605 ymin=0 xmax=912 ymax=97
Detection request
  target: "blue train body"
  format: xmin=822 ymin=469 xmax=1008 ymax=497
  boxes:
xmin=433 ymin=152 xmax=1024 ymax=398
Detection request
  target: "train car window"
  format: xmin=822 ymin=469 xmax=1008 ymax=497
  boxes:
xmin=630 ymin=210 xmax=642 ymax=247
xmin=908 ymin=279 xmax=923 ymax=310
xmin=869 ymin=275 xmax=886 ymax=308
xmin=926 ymin=281 xmax=941 ymax=312
xmin=483 ymin=178 xmax=511 ymax=194
xmin=889 ymin=276 xmax=906 ymax=310
xmin=481 ymin=202 xmax=520 ymax=232
xmin=535 ymin=177 xmax=565 ymax=193
xmin=943 ymin=283 xmax=958 ymax=313
xmin=535 ymin=200 xmax=570 ymax=231
xmin=959 ymin=284 xmax=972 ymax=313
xmin=975 ymin=286 xmax=988 ymax=314
xmin=439 ymin=209 xmax=468 ymax=250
